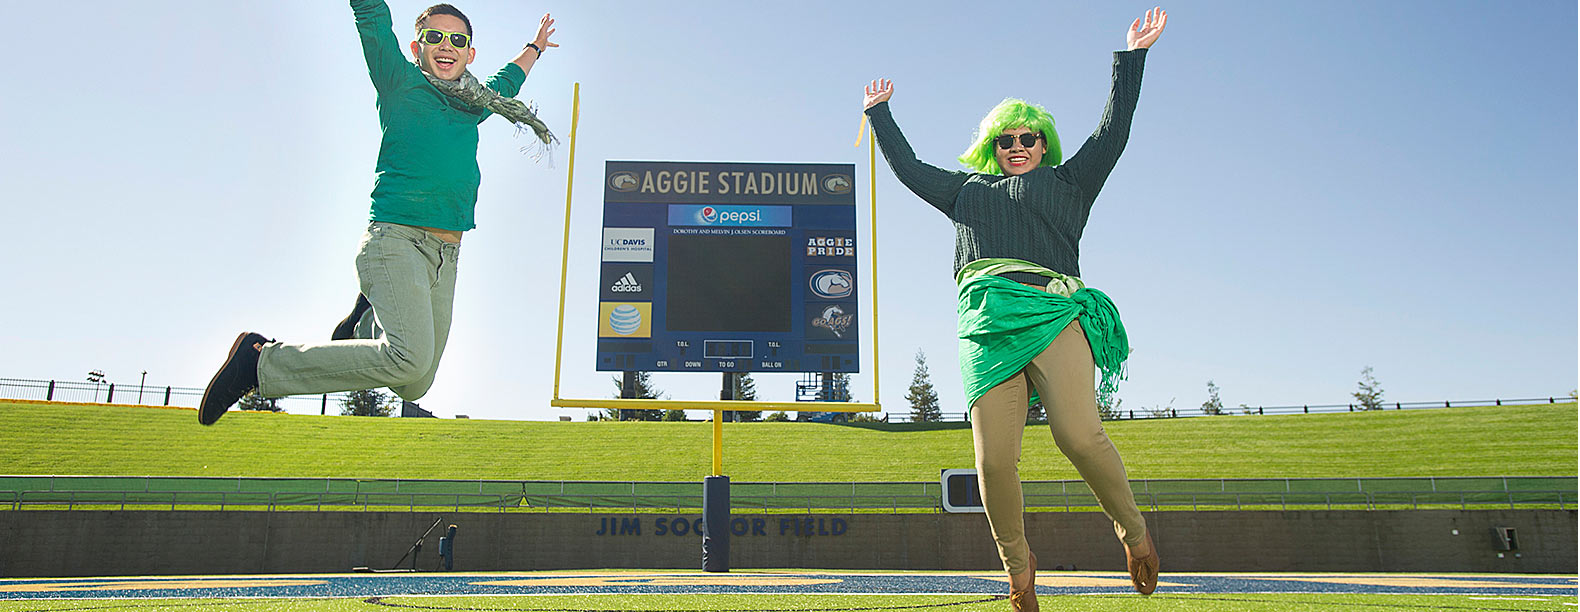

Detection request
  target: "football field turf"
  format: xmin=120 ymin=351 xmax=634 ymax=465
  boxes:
xmin=1 ymin=571 xmax=1574 ymax=611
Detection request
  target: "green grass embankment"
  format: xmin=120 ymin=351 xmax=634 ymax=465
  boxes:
xmin=1 ymin=401 xmax=1573 ymax=481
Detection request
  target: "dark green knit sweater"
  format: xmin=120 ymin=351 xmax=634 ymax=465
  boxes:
xmin=866 ymin=49 xmax=1146 ymax=284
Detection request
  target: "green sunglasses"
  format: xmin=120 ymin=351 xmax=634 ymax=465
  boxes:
xmin=418 ymin=28 xmax=471 ymax=49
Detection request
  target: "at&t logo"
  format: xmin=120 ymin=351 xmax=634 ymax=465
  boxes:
xmin=609 ymin=304 xmax=643 ymax=336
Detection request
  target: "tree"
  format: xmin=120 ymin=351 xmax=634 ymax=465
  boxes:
xmin=237 ymin=389 xmax=281 ymax=413
xmin=763 ymin=411 xmax=791 ymax=422
xmin=1143 ymin=397 xmax=1176 ymax=419
xmin=1026 ymin=401 xmax=1045 ymax=423
xmin=340 ymin=388 xmax=395 ymax=417
xmin=662 ymin=409 xmax=687 ymax=422
xmin=824 ymin=372 xmax=853 ymax=401
xmin=906 ymin=350 xmax=942 ymax=422
xmin=1097 ymin=395 xmax=1123 ymax=420
xmin=609 ymin=372 xmax=664 ymax=421
xmin=1353 ymin=366 xmax=1385 ymax=411
xmin=1200 ymin=380 xmax=1224 ymax=416
xmin=725 ymin=373 xmax=761 ymax=422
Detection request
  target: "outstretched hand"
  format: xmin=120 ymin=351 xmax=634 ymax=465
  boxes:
xmin=513 ymin=13 xmax=558 ymax=72
xmin=533 ymin=13 xmax=558 ymax=52
xmin=863 ymin=79 xmax=893 ymax=110
xmin=1126 ymin=7 xmax=1167 ymax=50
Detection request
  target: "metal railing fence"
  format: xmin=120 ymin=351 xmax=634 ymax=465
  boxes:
xmin=0 ymin=377 xmax=353 ymax=414
xmin=4 ymin=377 xmax=1573 ymax=423
xmin=1 ymin=476 xmax=1570 ymax=513
xmin=879 ymin=396 xmax=1577 ymax=423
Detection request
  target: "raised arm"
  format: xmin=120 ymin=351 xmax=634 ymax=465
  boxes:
xmin=863 ymin=79 xmax=971 ymax=217
xmin=1061 ymin=7 xmax=1165 ymax=198
xmin=350 ymin=0 xmax=413 ymax=93
xmin=510 ymin=13 xmax=558 ymax=77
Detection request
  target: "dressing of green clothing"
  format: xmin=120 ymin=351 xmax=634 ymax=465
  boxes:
xmin=864 ymin=49 xmax=1145 ymax=287
xmin=866 ymin=49 xmax=1145 ymax=408
xmin=352 ymin=0 xmax=525 ymax=232
xmin=956 ymin=259 xmax=1129 ymax=410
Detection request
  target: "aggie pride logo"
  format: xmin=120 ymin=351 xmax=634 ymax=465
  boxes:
xmin=806 ymin=236 xmax=854 ymax=257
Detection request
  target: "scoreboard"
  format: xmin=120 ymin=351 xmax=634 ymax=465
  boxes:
xmin=596 ymin=161 xmax=859 ymax=374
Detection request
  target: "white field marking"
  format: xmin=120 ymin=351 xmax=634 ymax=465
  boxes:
xmin=1467 ymin=596 xmax=1558 ymax=601
xmin=374 ymin=593 xmax=1006 ymax=597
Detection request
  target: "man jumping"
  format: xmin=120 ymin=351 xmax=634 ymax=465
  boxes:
xmin=197 ymin=1 xmax=558 ymax=424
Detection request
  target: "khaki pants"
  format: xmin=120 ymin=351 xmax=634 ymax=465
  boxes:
xmin=257 ymin=222 xmax=458 ymax=401
xmin=970 ymin=319 xmax=1147 ymax=576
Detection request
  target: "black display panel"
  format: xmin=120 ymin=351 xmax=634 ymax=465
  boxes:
xmin=665 ymin=234 xmax=791 ymax=332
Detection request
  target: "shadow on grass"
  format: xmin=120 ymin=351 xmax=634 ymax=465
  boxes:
xmin=832 ymin=420 xmax=974 ymax=432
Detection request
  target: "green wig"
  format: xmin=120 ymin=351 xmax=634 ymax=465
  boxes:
xmin=957 ymin=98 xmax=1062 ymax=174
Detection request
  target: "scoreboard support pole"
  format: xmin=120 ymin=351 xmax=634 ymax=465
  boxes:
xmin=703 ymin=372 xmax=737 ymax=572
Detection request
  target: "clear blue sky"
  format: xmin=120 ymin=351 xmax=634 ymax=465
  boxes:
xmin=2 ymin=1 xmax=1574 ymax=420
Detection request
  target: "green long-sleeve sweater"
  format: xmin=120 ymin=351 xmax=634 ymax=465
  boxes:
xmin=352 ymin=0 xmax=525 ymax=232
xmin=865 ymin=49 xmax=1146 ymax=285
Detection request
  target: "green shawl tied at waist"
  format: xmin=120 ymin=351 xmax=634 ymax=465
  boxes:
xmin=956 ymin=258 xmax=1130 ymax=410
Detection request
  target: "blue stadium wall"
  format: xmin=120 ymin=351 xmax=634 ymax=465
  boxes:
xmin=0 ymin=510 xmax=1572 ymax=577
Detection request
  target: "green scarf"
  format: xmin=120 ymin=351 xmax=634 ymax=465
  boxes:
xmin=419 ymin=65 xmax=557 ymax=158
xmin=956 ymin=258 xmax=1129 ymax=411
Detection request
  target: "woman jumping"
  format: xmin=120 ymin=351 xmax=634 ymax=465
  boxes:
xmin=862 ymin=7 xmax=1167 ymax=610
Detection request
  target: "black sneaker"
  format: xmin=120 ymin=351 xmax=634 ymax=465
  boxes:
xmin=330 ymin=294 xmax=372 ymax=341
xmin=198 ymin=332 xmax=269 ymax=425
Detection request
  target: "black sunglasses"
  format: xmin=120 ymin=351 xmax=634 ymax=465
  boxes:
xmin=994 ymin=133 xmax=1043 ymax=150
xmin=419 ymin=28 xmax=471 ymax=49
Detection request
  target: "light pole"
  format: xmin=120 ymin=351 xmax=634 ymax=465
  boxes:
xmin=87 ymin=370 xmax=106 ymax=403
xmin=138 ymin=371 xmax=147 ymax=404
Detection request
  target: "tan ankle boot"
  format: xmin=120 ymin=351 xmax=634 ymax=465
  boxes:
xmin=1008 ymin=552 xmax=1038 ymax=611
xmin=1124 ymin=532 xmax=1160 ymax=595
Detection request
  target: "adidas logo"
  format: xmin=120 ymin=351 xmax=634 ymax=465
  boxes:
xmin=611 ymin=273 xmax=643 ymax=293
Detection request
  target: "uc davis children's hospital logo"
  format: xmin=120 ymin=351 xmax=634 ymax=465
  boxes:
xmin=599 ymin=303 xmax=652 ymax=338
xmin=602 ymin=227 xmax=655 ymax=263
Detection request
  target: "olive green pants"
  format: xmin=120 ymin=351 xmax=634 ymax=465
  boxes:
xmin=257 ymin=222 xmax=458 ymax=401
xmin=970 ymin=320 xmax=1147 ymax=576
